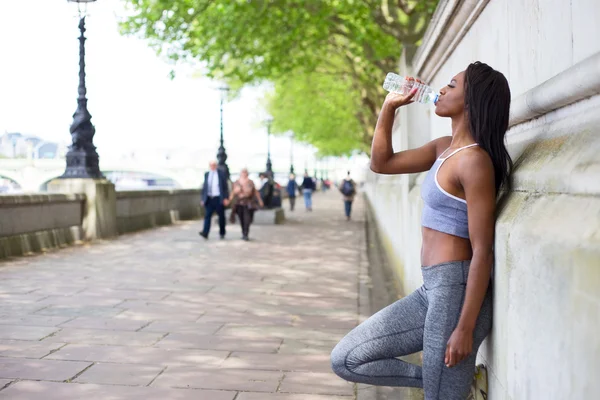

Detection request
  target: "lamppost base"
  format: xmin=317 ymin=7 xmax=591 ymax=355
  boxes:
xmin=61 ymin=149 xmax=104 ymax=179
xmin=47 ymin=178 xmax=117 ymax=240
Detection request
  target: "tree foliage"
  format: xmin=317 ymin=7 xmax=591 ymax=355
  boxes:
xmin=121 ymin=0 xmax=439 ymax=155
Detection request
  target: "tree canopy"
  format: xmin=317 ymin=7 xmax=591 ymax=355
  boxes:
xmin=121 ymin=0 xmax=438 ymax=155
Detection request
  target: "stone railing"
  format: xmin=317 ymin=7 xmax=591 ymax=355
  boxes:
xmin=0 ymin=194 xmax=85 ymax=259
xmin=0 ymin=188 xmax=204 ymax=260
xmin=116 ymin=189 xmax=203 ymax=234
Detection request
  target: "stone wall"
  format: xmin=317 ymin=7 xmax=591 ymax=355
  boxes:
xmin=0 ymin=189 xmax=204 ymax=260
xmin=365 ymin=0 xmax=600 ymax=398
xmin=0 ymin=194 xmax=84 ymax=258
xmin=116 ymin=189 xmax=203 ymax=234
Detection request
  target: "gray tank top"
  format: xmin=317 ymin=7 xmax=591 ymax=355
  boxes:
xmin=421 ymin=144 xmax=478 ymax=239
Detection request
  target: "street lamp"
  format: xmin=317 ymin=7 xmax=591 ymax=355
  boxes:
xmin=287 ymin=132 xmax=294 ymax=174
xmin=264 ymin=118 xmax=274 ymax=176
xmin=216 ymin=86 xmax=230 ymax=180
xmin=61 ymin=0 xmax=103 ymax=179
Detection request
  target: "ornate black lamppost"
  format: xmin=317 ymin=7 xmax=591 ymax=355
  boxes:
xmin=61 ymin=0 xmax=103 ymax=179
xmin=265 ymin=118 xmax=274 ymax=176
xmin=217 ymin=86 xmax=230 ymax=179
xmin=287 ymin=132 xmax=295 ymax=174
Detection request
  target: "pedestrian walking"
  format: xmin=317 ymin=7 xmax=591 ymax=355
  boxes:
xmin=338 ymin=172 xmax=357 ymax=221
xmin=199 ymin=160 xmax=229 ymax=240
xmin=286 ymin=173 xmax=298 ymax=211
xmin=258 ymin=172 xmax=274 ymax=208
xmin=226 ymin=168 xmax=263 ymax=241
xmin=301 ymin=171 xmax=316 ymax=211
xmin=331 ymin=62 xmax=512 ymax=400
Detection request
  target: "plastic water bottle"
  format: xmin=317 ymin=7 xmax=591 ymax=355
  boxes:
xmin=383 ymin=72 xmax=439 ymax=105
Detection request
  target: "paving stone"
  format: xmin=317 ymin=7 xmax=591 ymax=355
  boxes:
xmin=35 ymin=306 xmax=125 ymax=318
xmin=0 ymin=315 xmax=72 ymax=327
xmin=118 ymin=299 xmax=206 ymax=313
xmin=217 ymin=325 xmax=348 ymax=342
xmin=0 ymin=325 xmax=59 ymax=341
xmin=74 ymin=362 xmax=164 ymax=386
xmin=45 ymin=344 xmax=228 ymax=366
xmin=44 ymin=328 xmax=165 ymax=346
xmin=280 ymin=371 xmax=355 ymax=396
xmin=237 ymin=394 xmax=354 ymax=400
xmin=152 ymin=367 xmax=283 ymax=392
xmin=0 ymin=381 xmax=236 ymax=400
xmin=222 ymin=352 xmax=332 ymax=372
xmin=58 ymin=317 xmax=150 ymax=331
xmin=115 ymin=310 xmax=201 ymax=321
xmin=35 ymin=295 xmax=125 ymax=307
xmin=278 ymin=339 xmax=339 ymax=356
xmin=291 ymin=314 xmax=358 ymax=330
xmin=79 ymin=288 xmax=172 ymax=301
xmin=140 ymin=320 xmax=223 ymax=335
xmin=197 ymin=311 xmax=293 ymax=326
xmin=0 ymin=340 xmax=66 ymax=358
xmin=0 ymin=357 xmax=91 ymax=381
xmin=156 ymin=333 xmax=282 ymax=352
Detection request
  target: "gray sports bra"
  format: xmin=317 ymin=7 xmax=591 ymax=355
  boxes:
xmin=421 ymin=144 xmax=478 ymax=239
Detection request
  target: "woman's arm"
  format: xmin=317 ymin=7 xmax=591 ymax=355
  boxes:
xmin=370 ymin=90 xmax=450 ymax=175
xmin=445 ymin=150 xmax=496 ymax=368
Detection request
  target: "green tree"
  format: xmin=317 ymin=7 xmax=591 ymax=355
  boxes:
xmin=121 ymin=0 xmax=438 ymax=155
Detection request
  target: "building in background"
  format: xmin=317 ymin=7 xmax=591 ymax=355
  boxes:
xmin=0 ymin=132 xmax=66 ymax=159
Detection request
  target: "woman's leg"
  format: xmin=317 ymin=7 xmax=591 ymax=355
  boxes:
xmin=242 ymin=206 xmax=253 ymax=238
xmin=236 ymin=205 xmax=247 ymax=237
xmin=289 ymin=196 xmax=296 ymax=211
xmin=331 ymin=287 xmax=429 ymax=388
xmin=421 ymin=262 xmax=493 ymax=400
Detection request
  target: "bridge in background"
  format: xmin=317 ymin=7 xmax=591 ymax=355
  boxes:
xmin=0 ymin=158 xmax=205 ymax=192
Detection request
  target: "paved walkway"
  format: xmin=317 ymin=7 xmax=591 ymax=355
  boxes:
xmin=0 ymin=191 xmax=372 ymax=399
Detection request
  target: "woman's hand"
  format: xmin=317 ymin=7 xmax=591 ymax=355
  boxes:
xmin=223 ymin=199 xmax=230 ymax=207
xmin=258 ymin=200 xmax=264 ymax=209
xmin=445 ymin=327 xmax=473 ymax=368
xmin=383 ymin=87 xmax=417 ymax=110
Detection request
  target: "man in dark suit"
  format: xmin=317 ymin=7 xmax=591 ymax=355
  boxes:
xmin=199 ymin=160 xmax=229 ymax=240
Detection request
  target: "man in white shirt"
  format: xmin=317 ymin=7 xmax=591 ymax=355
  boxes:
xmin=199 ymin=160 xmax=229 ymax=239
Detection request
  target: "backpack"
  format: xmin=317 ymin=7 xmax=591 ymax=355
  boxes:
xmin=341 ymin=180 xmax=355 ymax=196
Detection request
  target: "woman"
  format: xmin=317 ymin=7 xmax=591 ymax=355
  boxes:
xmin=226 ymin=169 xmax=263 ymax=241
xmin=331 ymin=62 xmax=512 ymax=400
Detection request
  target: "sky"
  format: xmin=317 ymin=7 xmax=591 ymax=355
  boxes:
xmin=0 ymin=0 xmax=361 ymax=174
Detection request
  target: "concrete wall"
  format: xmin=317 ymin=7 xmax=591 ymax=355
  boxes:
xmin=116 ymin=189 xmax=203 ymax=234
xmin=0 ymin=194 xmax=84 ymax=258
xmin=365 ymin=0 xmax=600 ymax=398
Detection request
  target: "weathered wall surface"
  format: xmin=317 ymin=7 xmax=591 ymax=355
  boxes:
xmin=116 ymin=189 xmax=203 ymax=234
xmin=0 ymin=194 xmax=84 ymax=258
xmin=365 ymin=0 xmax=600 ymax=398
xmin=0 ymin=189 xmax=204 ymax=260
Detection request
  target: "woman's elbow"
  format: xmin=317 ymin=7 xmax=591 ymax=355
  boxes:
xmin=369 ymin=159 xmax=384 ymax=174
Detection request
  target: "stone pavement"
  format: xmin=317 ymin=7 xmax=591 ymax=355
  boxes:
xmin=0 ymin=191 xmax=383 ymax=399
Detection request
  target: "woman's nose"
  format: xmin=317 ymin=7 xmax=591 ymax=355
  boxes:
xmin=439 ymin=87 xmax=446 ymax=95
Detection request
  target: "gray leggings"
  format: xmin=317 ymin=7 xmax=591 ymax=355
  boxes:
xmin=331 ymin=260 xmax=492 ymax=400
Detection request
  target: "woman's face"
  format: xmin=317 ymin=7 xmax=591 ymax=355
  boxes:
xmin=435 ymin=71 xmax=466 ymax=118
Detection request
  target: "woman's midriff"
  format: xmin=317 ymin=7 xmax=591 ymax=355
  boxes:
xmin=421 ymin=227 xmax=472 ymax=267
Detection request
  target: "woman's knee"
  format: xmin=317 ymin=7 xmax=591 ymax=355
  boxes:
xmin=330 ymin=340 xmax=354 ymax=380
